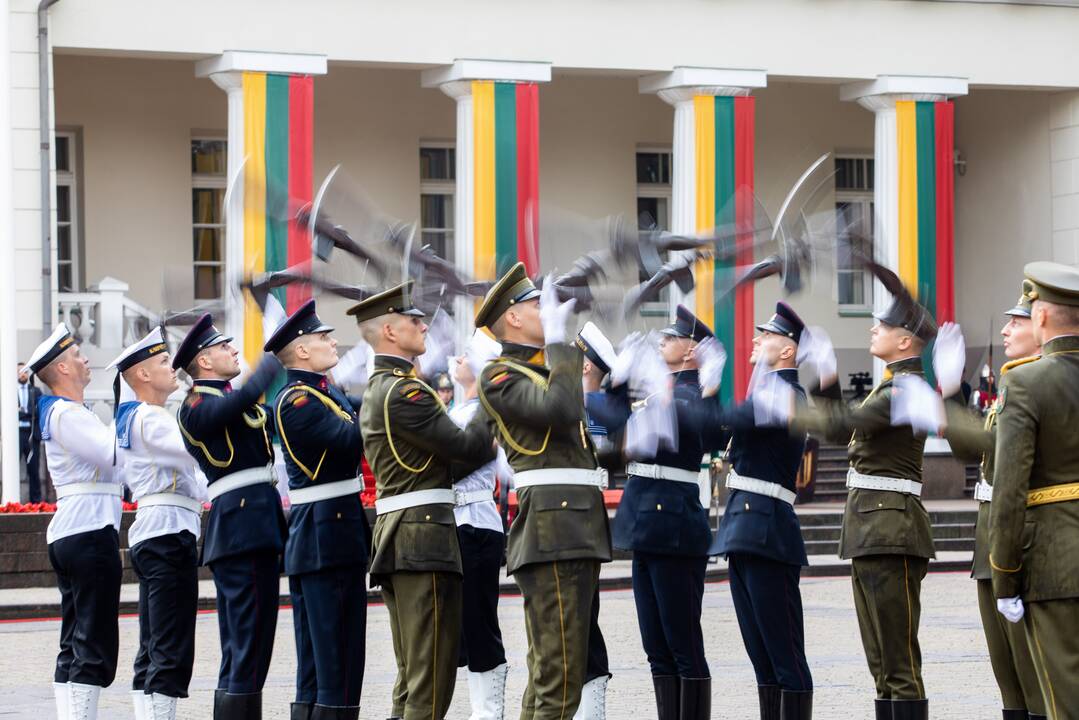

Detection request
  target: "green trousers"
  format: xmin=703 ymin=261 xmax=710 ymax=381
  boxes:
xmin=850 ymin=555 xmax=928 ymax=700
xmin=514 ymin=559 xmax=601 ymax=720
xmin=976 ymin=579 xmax=1045 ymax=713
xmin=382 ymin=571 xmax=462 ymax=720
xmin=1025 ymin=598 xmax=1079 ymax=720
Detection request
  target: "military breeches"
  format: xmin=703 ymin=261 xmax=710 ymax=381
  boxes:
xmin=976 ymin=578 xmax=1044 ymax=713
xmin=631 ymin=551 xmax=709 ymax=679
xmin=382 ymin=570 xmax=462 ymax=720
xmin=728 ymin=553 xmax=811 ymax=692
xmin=290 ymin=563 xmax=368 ymax=707
xmin=458 ymin=526 xmax=507 ymax=673
xmin=210 ymin=550 xmax=281 ymax=694
xmin=515 ymin=559 xmax=601 ymax=720
xmin=1024 ymin=598 xmax=1079 ymax=720
xmin=850 ymin=554 xmax=928 ymax=700
xmin=49 ymin=527 xmax=122 ymax=687
xmin=130 ymin=531 xmax=199 ymax=698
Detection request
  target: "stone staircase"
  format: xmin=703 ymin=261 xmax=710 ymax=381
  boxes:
xmin=810 ymin=443 xmax=852 ymax=503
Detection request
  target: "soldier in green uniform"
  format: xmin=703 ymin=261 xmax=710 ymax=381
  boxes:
xmin=789 ymin=275 xmax=936 ymax=720
xmin=475 ymin=264 xmax=613 ymax=720
xmin=988 ymin=261 xmax=1079 ymax=720
xmin=352 ymin=282 xmax=496 ymax=720
xmin=938 ymin=286 xmax=1046 ymax=720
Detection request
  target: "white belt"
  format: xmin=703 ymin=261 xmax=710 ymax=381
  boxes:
xmin=375 ymin=488 xmax=455 ymax=516
xmin=846 ymin=468 xmax=922 ymax=497
xmin=288 ymin=477 xmax=363 ymax=506
xmin=974 ymin=478 xmax=994 ymax=503
xmin=514 ymin=468 xmax=608 ymax=490
xmin=725 ymin=469 xmax=797 ymax=506
xmin=207 ymin=466 xmax=276 ymax=502
xmin=137 ymin=492 xmax=204 ymax=515
xmin=627 ymin=462 xmax=700 ymax=485
xmin=55 ymin=482 xmax=124 ymax=499
xmin=454 ymin=489 xmax=495 ymax=508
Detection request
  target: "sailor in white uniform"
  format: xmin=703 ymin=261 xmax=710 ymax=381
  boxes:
xmin=110 ymin=328 xmax=207 ymax=720
xmin=27 ymin=324 xmax=123 ymax=720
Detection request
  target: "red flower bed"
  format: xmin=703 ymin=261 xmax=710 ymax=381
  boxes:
xmin=0 ymin=501 xmax=140 ymax=513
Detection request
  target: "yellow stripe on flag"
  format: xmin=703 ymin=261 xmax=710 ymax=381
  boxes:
xmin=242 ymin=72 xmax=268 ymax=367
xmin=694 ymin=96 xmax=716 ymax=328
xmin=473 ymin=81 xmax=496 ymax=281
xmin=896 ymin=100 xmax=919 ymax=293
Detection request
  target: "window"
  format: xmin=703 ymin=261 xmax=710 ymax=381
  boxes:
xmin=420 ymin=143 xmax=455 ymax=262
xmin=191 ymin=138 xmax=227 ymax=300
xmin=834 ymin=156 xmax=874 ymax=313
xmin=636 ymin=149 xmax=672 ymax=314
xmin=55 ymin=131 xmax=80 ymax=292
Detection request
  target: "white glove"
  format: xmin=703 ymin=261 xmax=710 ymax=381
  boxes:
xmin=695 ymin=337 xmax=728 ymax=398
xmin=997 ymin=596 xmax=1024 ymax=624
xmin=933 ymin=322 xmax=967 ymax=399
xmin=262 ymin=293 xmax=287 ymax=342
xmin=890 ymin=374 xmax=945 ymax=435
xmin=493 ymin=446 xmax=515 ymax=488
xmin=610 ymin=332 xmax=644 ymax=388
xmin=797 ymin=326 xmax=837 ymax=389
xmin=416 ymin=307 xmax=455 ymax=378
xmin=628 ymin=333 xmax=672 ymax=402
xmin=624 ymin=394 xmax=678 ymax=459
xmin=332 ymin=340 xmax=372 ymax=388
xmin=539 ymin=275 xmax=576 ymax=345
xmin=752 ymin=371 xmax=795 ymax=427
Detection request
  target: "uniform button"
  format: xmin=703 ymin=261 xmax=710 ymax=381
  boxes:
xmin=656 ymin=504 xmax=662 ymax=511
xmin=336 ymin=512 xmax=342 ymax=519
xmin=878 ymin=503 xmax=883 ymax=508
xmin=744 ymin=502 xmax=750 ymax=511
xmin=425 ymin=514 xmax=431 ymax=521
xmin=561 ymin=500 xmax=568 ymax=508
xmin=240 ymin=498 xmax=246 ymax=508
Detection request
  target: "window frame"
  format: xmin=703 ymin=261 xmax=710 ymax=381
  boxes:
xmin=419 ymin=140 xmax=456 ymax=263
xmin=636 ymin=146 xmax=673 ymax=317
xmin=191 ymin=136 xmax=228 ymax=301
xmin=834 ymin=153 xmax=875 ymax=316
xmin=55 ymin=129 xmax=82 ymax=292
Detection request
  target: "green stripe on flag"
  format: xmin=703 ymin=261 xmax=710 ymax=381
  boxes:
xmin=494 ymin=83 xmax=518 ymax=275
xmin=265 ymin=74 xmax=290 ymax=308
xmin=714 ymin=97 xmax=737 ymax=405
xmin=915 ymin=102 xmax=937 ymax=316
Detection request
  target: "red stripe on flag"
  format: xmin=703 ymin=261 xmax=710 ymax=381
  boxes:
xmin=934 ymin=101 xmax=955 ymax=323
xmin=287 ymin=75 xmax=314 ymax=312
xmin=515 ymin=83 xmax=540 ymax=276
xmin=733 ymin=96 xmax=755 ymax=402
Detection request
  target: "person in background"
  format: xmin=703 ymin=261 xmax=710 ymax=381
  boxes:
xmin=434 ymin=372 xmax=455 ymax=409
xmin=17 ymin=361 xmax=43 ymax=502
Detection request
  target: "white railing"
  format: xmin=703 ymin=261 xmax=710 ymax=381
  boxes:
xmin=57 ymin=277 xmax=179 ymax=352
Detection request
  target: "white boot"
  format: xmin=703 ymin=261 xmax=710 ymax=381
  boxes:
xmin=573 ymin=676 xmax=608 ymax=720
xmin=466 ymin=670 xmax=483 ymax=720
xmin=149 ymin=693 xmax=177 ymax=720
xmin=67 ymin=683 xmax=101 ymax=720
xmin=53 ymin=682 xmax=70 ymax=720
xmin=130 ymin=690 xmax=150 ymax=720
xmin=473 ymin=663 xmax=508 ymax=720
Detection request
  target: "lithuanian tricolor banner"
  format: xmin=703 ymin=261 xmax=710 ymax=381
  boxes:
xmin=472 ymin=80 xmax=540 ymax=280
xmin=896 ymin=100 xmax=955 ymax=325
xmin=241 ymin=71 xmax=314 ymax=367
xmin=693 ymin=95 xmax=755 ymax=404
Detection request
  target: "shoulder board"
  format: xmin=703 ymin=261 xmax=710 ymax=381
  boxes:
xmin=1001 ymin=355 xmax=1039 ymax=376
xmin=397 ymin=381 xmax=432 ymax=402
xmin=489 ymin=370 xmax=511 ymax=385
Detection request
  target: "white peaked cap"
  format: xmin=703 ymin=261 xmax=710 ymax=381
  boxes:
xmin=25 ymin=323 xmax=74 ymax=374
xmin=577 ymin=321 xmax=617 ymax=374
xmin=107 ymin=326 xmax=167 ymax=371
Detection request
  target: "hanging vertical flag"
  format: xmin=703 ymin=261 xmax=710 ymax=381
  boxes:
xmin=472 ymin=80 xmax=540 ymax=280
xmin=693 ymin=95 xmax=755 ymax=404
xmin=241 ymin=71 xmax=315 ymax=368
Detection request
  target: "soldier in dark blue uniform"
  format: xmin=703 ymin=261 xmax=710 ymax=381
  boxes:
xmin=705 ymin=302 xmax=813 ymax=720
xmin=584 ymin=306 xmax=715 ymax=720
xmin=174 ymin=314 xmax=287 ymax=720
xmin=265 ymin=300 xmax=369 ymax=720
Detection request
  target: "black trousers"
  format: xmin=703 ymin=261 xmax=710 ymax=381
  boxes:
xmin=131 ymin=531 xmax=199 ymax=698
xmin=211 ymin=550 xmax=281 ymax=694
xmin=728 ymin=553 xmax=812 ymax=692
xmin=49 ymin=527 xmax=122 ymax=686
xmin=457 ymin=525 xmax=507 ymax=673
xmin=290 ymin=563 xmax=367 ymax=707
xmin=632 ymin=551 xmax=709 ymax=679
xmin=585 ymin=586 xmax=610 ymax=683
xmin=18 ymin=427 xmax=41 ymax=503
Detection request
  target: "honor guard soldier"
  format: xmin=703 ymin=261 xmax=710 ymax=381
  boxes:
xmin=174 ymin=314 xmax=287 ymax=720
xmin=791 ymin=284 xmax=937 ymax=720
xmin=266 ymin=300 xmax=369 ymax=720
xmin=475 ymin=264 xmax=613 ymax=720
xmin=939 ymin=288 xmax=1046 ymax=720
xmin=110 ymin=328 xmax=207 ymax=720
xmin=584 ymin=307 xmax=714 ymax=720
xmin=28 ymin=325 xmax=123 ymax=720
xmin=987 ymin=262 xmax=1079 ymax=719
xmin=433 ymin=371 xmax=455 ymax=408
xmin=352 ymin=282 xmax=496 ymax=720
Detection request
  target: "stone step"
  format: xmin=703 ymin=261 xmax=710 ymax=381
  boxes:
xmin=805 ymin=537 xmax=974 ymax=556
xmin=801 ymin=522 xmax=974 ymax=541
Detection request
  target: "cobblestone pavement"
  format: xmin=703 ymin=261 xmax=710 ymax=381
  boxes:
xmin=0 ymin=571 xmax=1005 ymax=719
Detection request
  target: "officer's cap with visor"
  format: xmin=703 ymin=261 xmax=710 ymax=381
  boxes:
xmin=264 ymin=299 xmax=335 ymax=355
xmin=576 ymin=321 xmax=617 ymax=375
xmin=1004 ymin=280 xmax=1034 ymax=319
xmin=756 ymin=301 xmax=805 ymax=344
xmin=475 ymin=262 xmax=541 ymax=330
xmin=172 ymin=313 xmax=232 ymax=370
xmin=1022 ymin=261 xmax=1079 ymax=307
xmin=660 ymin=305 xmax=714 ymax=344
xmin=346 ymin=280 xmax=427 ymax=324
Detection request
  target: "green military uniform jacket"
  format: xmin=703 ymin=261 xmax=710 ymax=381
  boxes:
xmin=362 ymin=355 xmax=495 ymax=579
xmin=989 ymin=335 xmax=1079 ymax=601
xmin=794 ymin=356 xmax=935 ymax=560
xmin=478 ymin=341 xmax=612 ymax=574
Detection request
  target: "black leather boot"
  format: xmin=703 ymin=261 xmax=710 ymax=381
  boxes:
xmin=758 ymin=685 xmax=781 ymax=720
xmin=653 ymin=675 xmax=680 ymax=720
xmin=875 ymin=699 xmax=891 ymax=720
xmin=679 ymin=677 xmax=711 ymax=720
xmin=1003 ymin=712 xmax=1031 ymax=720
xmin=311 ymin=705 xmax=360 ymax=720
xmin=1028 ymin=715 xmax=1048 ymax=720
xmin=217 ymin=692 xmax=262 ymax=720
xmin=213 ymin=689 xmax=226 ymax=719
xmin=891 ymin=699 xmax=928 ymax=720
xmin=290 ymin=703 xmax=313 ymax=720
xmin=780 ymin=690 xmax=812 ymax=719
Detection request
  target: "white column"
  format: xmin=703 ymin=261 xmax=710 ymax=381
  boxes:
xmin=1 ymin=0 xmax=20 ymax=503
xmin=195 ymin=51 xmax=327 ymax=362
xmin=639 ymin=67 xmax=768 ymax=316
xmin=840 ymin=75 xmax=967 ymax=379
xmin=1050 ymin=90 xmax=1079 ymax=266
